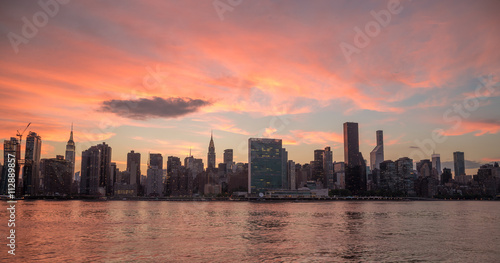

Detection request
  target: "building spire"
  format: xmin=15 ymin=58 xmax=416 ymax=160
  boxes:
xmin=70 ymin=122 xmax=74 ymax=141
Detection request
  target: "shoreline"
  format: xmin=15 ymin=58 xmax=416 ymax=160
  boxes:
xmin=4 ymin=196 xmax=498 ymax=202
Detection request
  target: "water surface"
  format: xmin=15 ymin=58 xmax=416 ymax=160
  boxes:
xmin=1 ymin=201 xmax=499 ymax=262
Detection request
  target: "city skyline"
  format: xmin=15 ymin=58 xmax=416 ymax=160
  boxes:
xmin=1 ymin=0 xmax=499 ymax=176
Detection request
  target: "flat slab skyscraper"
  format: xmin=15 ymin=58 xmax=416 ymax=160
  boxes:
xmin=343 ymin=122 xmax=366 ymax=194
xmin=453 ymin=151 xmax=465 ymax=178
xmin=248 ymin=138 xmax=285 ymax=194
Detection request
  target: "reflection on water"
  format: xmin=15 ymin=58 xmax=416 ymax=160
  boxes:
xmin=0 ymin=201 xmax=499 ymax=262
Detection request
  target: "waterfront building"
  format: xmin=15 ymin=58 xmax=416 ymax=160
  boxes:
xmin=1 ymin=138 xmax=21 ymax=196
xmin=343 ymin=122 xmax=367 ymax=194
xmin=453 ymin=151 xmax=465 ymax=178
xmin=207 ymin=131 xmax=216 ymax=170
xmin=23 ymin=132 xmax=42 ymax=196
xmin=369 ymin=130 xmax=384 ymax=171
xmin=40 ymin=155 xmax=72 ymax=196
xmin=248 ymin=138 xmax=285 ymax=194
xmin=80 ymin=142 xmax=112 ymax=196
xmin=65 ymin=124 xmax=76 ymax=181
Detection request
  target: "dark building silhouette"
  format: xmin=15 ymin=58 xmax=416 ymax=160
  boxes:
xmin=23 ymin=132 xmax=42 ymax=196
xmin=453 ymin=151 xmax=465 ymax=178
xmin=65 ymin=124 xmax=76 ymax=182
xmin=416 ymin=159 xmax=432 ymax=178
xmin=146 ymin=153 xmax=163 ymax=197
xmin=343 ymin=122 xmax=366 ymax=194
xmin=80 ymin=142 xmax=112 ymax=196
xmin=207 ymin=131 xmax=216 ymax=170
xmin=370 ymin=130 xmax=384 ymax=171
xmin=441 ymin=168 xmax=452 ymax=184
xmin=223 ymin=149 xmax=233 ymax=164
xmin=312 ymin=149 xmax=324 ymax=185
xmin=127 ymin=150 xmax=141 ymax=186
xmin=149 ymin=153 xmax=163 ymax=170
xmin=248 ymin=138 xmax=284 ymax=194
xmin=41 ymin=155 xmax=72 ymax=196
xmin=1 ymin=138 xmax=21 ymax=196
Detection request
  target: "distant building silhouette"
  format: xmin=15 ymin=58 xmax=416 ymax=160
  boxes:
xmin=323 ymin=147 xmax=334 ymax=189
xmin=343 ymin=122 xmax=366 ymax=194
xmin=80 ymin=142 xmax=112 ymax=196
xmin=146 ymin=153 xmax=164 ymax=197
xmin=223 ymin=149 xmax=233 ymax=164
xmin=453 ymin=151 xmax=465 ymax=178
xmin=312 ymin=149 xmax=324 ymax=185
xmin=370 ymin=130 xmax=384 ymax=171
xmin=431 ymin=153 xmax=441 ymax=177
xmin=1 ymin=138 xmax=21 ymax=196
xmin=127 ymin=150 xmax=141 ymax=187
xmin=65 ymin=124 xmax=76 ymax=181
xmin=41 ymin=155 xmax=72 ymax=196
xmin=248 ymin=138 xmax=285 ymax=194
xmin=23 ymin=132 xmax=42 ymax=196
xmin=207 ymin=131 xmax=216 ymax=170
xmin=441 ymin=168 xmax=452 ymax=185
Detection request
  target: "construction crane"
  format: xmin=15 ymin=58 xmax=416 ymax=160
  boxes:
xmin=16 ymin=123 xmax=31 ymax=164
xmin=16 ymin=122 xmax=31 ymax=145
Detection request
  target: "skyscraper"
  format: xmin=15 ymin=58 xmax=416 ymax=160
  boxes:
xmin=146 ymin=153 xmax=164 ymax=197
xmin=281 ymin=148 xmax=288 ymax=189
xmin=23 ymin=132 xmax=42 ymax=196
xmin=416 ymin=159 xmax=432 ymax=178
xmin=431 ymin=153 xmax=441 ymax=177
xmin=149 ymin=153 xmax=163 ymax=170
xmin=395 ymin=157 xmax=415 ymax=196
xmin=65 ymin=123 xmax=76 ymax=181
xmin=323 ymin=147 xmax=334 ymax=189
xmin=343 ymin=122 xmax=366 ymax=194
xmin=80 ymin=142 xmax=112 ymax=196
xmin=453 ymin=151 xmax=465 ymax=178
xmin=1 ymin=138 xmax=20 ymax=196
xmin=207 ymin=131 xmax=216 ymax=170
xmin=248 ymin=138 xmax=284 ymax=194
xmin=344 ymin=122 xmax=359 ymax=166
xmin=41 ymin=155 xmax=72 ymax=196
xmin=223 ymin=149 xmax=233 ymax=164
xmin=370 ymin=130 xmax=384 ymax=171
xmin=312 ymin=149 xmax=324 ymax=184
xmin=127 ymin=150 xmax=141 ymax=186
xmin=288 ymin=160 xmax=296 ymax=190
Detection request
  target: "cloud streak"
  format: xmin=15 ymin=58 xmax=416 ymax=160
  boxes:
xmin=100 ymin=97 xmax=211 ymax=120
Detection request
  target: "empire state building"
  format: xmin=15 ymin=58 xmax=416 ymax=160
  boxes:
xmin=65 ymin=123 xmax=76 ymax=179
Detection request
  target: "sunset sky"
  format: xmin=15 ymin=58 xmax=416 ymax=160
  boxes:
xmin=1 ymin=0 xmax=499 ymax=175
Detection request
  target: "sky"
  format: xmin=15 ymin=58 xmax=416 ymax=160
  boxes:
xmin=0 ymin=0 xmax=499 ymax=176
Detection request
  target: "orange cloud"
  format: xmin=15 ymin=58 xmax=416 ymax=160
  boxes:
xmin=442 ymin=121 xmax=500 ymax=137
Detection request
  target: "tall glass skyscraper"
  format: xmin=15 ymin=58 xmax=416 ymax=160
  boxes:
xmin=1 ymin=138 xmax=20 ymax=196
xmin=370 ymin=130 xmax=384 ymax=171
xmin=23 ymin=132 xmax=42 ymax=196
xmin=80 ymin=142 xmax=112 ymax=196
xmin=248 ymin=138 xmax=284 ymax=194
xmin=127 ymin=150 xmax=141 ymax=189
xmin=343 ymin=122 xmax=366 ymax=194
xmin=453 ymin=151 xmax=465 ymax=178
